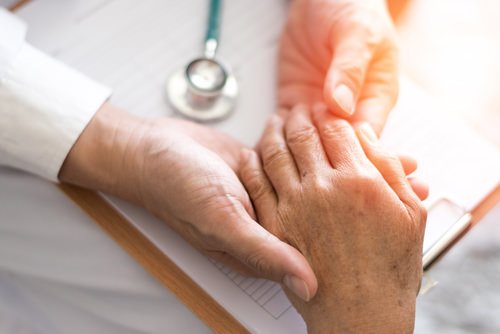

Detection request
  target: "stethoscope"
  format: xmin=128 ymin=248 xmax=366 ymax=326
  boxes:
xmin=166 ymin=0 xmax=237 ymax=122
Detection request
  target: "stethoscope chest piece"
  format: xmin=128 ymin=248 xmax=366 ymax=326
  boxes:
xmin=166 ymin=58 xmax=238 ymax=122
xmin=166 ymin=0 xmax=237 ymax=122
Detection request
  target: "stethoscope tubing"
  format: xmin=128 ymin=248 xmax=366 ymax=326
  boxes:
xmin=206 ymin=0 xmax=221 ymax=43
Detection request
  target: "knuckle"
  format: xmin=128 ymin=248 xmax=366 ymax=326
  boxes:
xmin=262 ymin=144 xmax=289 ymax=169
xmin=282 ymin=182 xmax=302 ymax=202
xmin=334 ymin=61 xmax=367 ymax=88
xmin=287 ymin=125 xmax=316 ymax=147
xmin=380 ymin=149 xmax=400 ymax=165
xmin=244 ymin=248 xmax=273 ymax=277
xmin=309 ymin=175 xmax=333 ymax=196
xmin=335 ymin=169 xmax=384 ymax=212
xmin=320 ymin=119 xmax=352 ymax=142
xmin=341 ymin=168 xmax=381 ymax=199
xmin=185 ymin=216 xmax=220 ymax=248
xmin=241 ymin=164 xmax=263 ymax=192
xmin=248 ymin=178 xmax=271 ymax=203
xmin=344 ymin=14 xmax=384 ymax=48
xmin=352 ymin=169 xmax=380 ymax=189
xmin=375 ymin=149 xmax=403 ymax=174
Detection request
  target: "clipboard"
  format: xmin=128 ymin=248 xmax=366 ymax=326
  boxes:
xmin=9 ymin=1 xmax=500 ymax=333
xmin=423 ymin=199 xmax=473 ymax=272
xmin=419 ymin=199 xmax=473 ymax=294
xmin=418 ymin=191 xmax=500 ymax=294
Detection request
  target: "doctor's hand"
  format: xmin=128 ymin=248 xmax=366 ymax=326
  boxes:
xmin=59 ymin=103 xmax=316 ymax=302
xmin=279 ymin=0 xmax=399 ymax=133
xmin=240 ymin=107 xmax=426 ymax=333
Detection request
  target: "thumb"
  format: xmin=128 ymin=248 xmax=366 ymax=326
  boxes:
xmin=221 ymin=195 xmax=318 ymax=302
xmin=324 ymin=27 xmax=374 ymax=117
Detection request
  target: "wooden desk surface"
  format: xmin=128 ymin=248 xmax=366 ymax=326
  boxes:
xmin=59 ymin=184 xmax=249 ymax=334
xmin=9 ymin=1 xmax=500 ymax=333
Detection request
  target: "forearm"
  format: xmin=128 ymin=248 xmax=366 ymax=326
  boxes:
xmin=58 ymin=103 xmax=149 ymax=204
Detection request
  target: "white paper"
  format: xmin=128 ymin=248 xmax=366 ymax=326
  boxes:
xmin=15 ymin=0 xmax=500 ymax=333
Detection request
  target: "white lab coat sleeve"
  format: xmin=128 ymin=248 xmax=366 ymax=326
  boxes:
xmin=0 ymin=8 xmax=111 ymax=182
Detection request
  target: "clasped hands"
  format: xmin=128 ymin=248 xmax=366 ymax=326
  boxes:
xmin=60 ymin=0 xmax=427 ymax=332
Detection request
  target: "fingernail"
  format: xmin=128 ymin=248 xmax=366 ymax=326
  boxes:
xmin=283 ymin=275 xmax=311 ymax=302
xmin=333 ymin=84 xmax=354 ymax=115
xmin=360 ymin=123 xmax=378 ymax=144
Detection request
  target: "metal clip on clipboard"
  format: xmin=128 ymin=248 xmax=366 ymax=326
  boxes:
xmin=419 ymin=198 xmax=473 ymax=295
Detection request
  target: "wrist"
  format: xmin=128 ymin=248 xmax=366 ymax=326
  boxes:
xmin=59 ymin=103 xmax=150 ymax=203
xmin=301 ymin=286 xmax=416 ymax=334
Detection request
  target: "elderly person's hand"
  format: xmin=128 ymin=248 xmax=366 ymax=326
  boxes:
xmin=279 ymin=0 xmax=399 ymax=133
xmin=59 ymin=103 xmax=316 ymax=302
xmin=239 ymin=106 xmax=427 ymax=333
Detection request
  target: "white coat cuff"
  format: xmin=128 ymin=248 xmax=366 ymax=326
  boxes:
xmin=0 ymin=43 xmax=111 ymax=182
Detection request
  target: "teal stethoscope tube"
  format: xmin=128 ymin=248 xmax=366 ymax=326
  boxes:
xmin=206 ymin=0 xmax=221 ymax=42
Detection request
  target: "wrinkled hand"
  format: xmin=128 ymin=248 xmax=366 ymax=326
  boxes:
xmin=240 ymin=106 xmax=427 ymax=333
xmin=60 ymin=104 xmax=316 ymax=301
xmin=279 ymin=0 xmax=399 ymax=133
xmin=136 ymin=117 xmax=318 ymax=299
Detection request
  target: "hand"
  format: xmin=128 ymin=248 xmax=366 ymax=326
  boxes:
xmin=163 ymin=116 xmax=244 ymax=171
xmin=239 ymin=106 xmax=427 ymax=333
xmin=279 ymin=0 xmax=399 ymax=133
xmin=59 ymin=103 xmax=317 ymax=302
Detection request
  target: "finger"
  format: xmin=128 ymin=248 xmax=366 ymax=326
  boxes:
xmin=276 ymin=108 xmax=289 ymax=120
xmin=206 ymin=250 xmax=257 ymax=277
xmin=284 ymin=105 xmax=329 ymax=178
xmin=408 ymin=177 xmax=429 ymax=201
xmin=311 ymin=104 xmax=365 ymax=169
xmin=353 ymin=123 xmax=418 ymax=175
xmin=324 ymin=26 xmax=375 ymax=116
xmin=254 ymin=110 xmax=288 ymax=153
xmin=257 ymin=114 xmax=300 ymax=194
xmin=239 ymin=148 xmax=280 ymax=236
xmin=220 ymin=195 xmax=318 ymax=302
xmin=356 ymin=123 xmax=420 ymax=208
xmin=398 ymin=154 xmax=417 ymax=175
xmin=349 ymin=50 xmax=399 ymax=134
